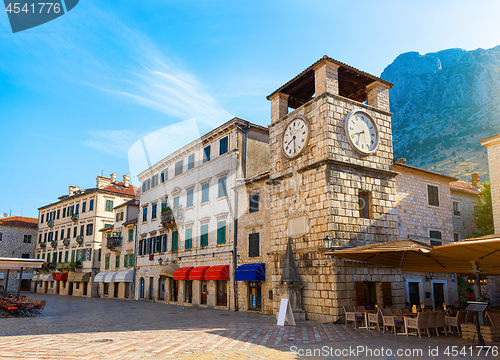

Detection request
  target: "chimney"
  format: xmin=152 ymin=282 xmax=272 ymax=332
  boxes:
xmin=396 ymin=158 xmax=406 ymax=165
xmin=96 ymin=175 xmax=111 ymax=189
xmin=471 ymin=173 xmax=481 ymax=188
xmin=110 ymin=173 xmax=117 ymax=184
xmin=123 ymin=174 xmax=130 ymax=188
xmin=69 ymin=185 xmax=79 ymax=197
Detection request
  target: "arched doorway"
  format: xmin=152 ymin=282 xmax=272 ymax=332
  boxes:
xmin=139 ymin=277 xmax=145 ymax=299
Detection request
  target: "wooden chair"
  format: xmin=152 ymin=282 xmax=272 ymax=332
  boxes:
xmin=435 ymin=310 xmax=447 ymax=336
xmin=445 ymin=310 xmax=465 ymax=335
xmin=426 ymin=311 xmax=437 ymax=336
xmin=344 ymin=306 xmax=363 ymax=328
xmin=382 ymin=308 xmax=404 ymax=334
xmin=406 ymin=312 xmax=430 ymax=338
xmin=368 ymin=309 xmax=383 ymax=331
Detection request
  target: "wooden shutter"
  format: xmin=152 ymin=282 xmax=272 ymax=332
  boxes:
xmin=355 ymin=281 xmax=365 ymax=306
xmin=382 ymin=282 xmax=393 ymax=307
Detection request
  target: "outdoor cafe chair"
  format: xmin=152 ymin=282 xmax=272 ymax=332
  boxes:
xmin=406 ymin=311 xmax=430 ymax=338
xmin=368 ymin=308 xmax=383 ymax=331
xmin=381 ymin=308 xmax=404 ymax=335
xmin=445 ymin=310 xmax=465 ymax=335
xmin=435 ymin=310 xmax=447 ymax=336
xmin=426 ymin=311 xmax=437 ymax=336
xmin=344 ymin=306 xmax=363 ymax=328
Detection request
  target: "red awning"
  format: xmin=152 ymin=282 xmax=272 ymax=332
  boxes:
xmin=52 ymin=273 xmax=68 ymax=281
xmin=173 ymin=266 xmax=194 ymax=280
xmin=205 ymin=265 xmax=230 ymax=281
xmin=189 ymin=266 xmax=210 ymax=280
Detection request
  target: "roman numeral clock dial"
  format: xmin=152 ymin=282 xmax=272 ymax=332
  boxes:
xmin=344 ymin=110 xmax=379 ymax=155
xmin=282 ymin=115 xmax=310 ymax=159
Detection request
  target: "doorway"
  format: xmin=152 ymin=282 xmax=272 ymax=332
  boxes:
xmin=149 ymin=277 xmax=154 ymax=300
xmin=139 ymin=277 xmax=145 ymax=299
xmin=184 ymin=280 xmax=193 ymax=303
xmin=83 ymin=282 xmax=88 ymax=296
xmin=125 ymin=283 xmax=130 ymax=299
xmin=170 ymin=280 xmax=178 ymax=301
xmin=408 ymin=282 xmax=420 ymax=307
xmin=201 ymin=281 xmax=208 ymax=305
xmin=216 ymin=280 xmax=228 ymax=307
xmin=249 ymin=282 xmax=262 ymax=311
xmin=56 ymin=281 xmax=60 ymax=295
xmin=159 ymin=278 xmax=165 ymax=300
xmin=44 ymin=282 xmax=48 ymax=293
xmin=114 ymin=283 xmax=119 ymax=298
xmin=433 ymin=282 xmax=446 ymax=308
xmin=68 ymin=282 xmax=73 ymax=296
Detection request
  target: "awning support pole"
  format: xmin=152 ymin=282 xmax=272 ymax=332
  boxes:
xmin=3 ymin=269 xmax=9 ymax=296
xmin=17 ymin=267 xmax=23 ymax=299
xmin=471 ymin=261 xmax=485 ymax=326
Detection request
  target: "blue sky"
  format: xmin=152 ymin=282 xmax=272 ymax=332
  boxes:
xmin=1 ymin=0 xmax=500 ymax=218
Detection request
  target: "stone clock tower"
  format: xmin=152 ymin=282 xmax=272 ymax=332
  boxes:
xmin=267 ymin=56 xmax=400 ymax=322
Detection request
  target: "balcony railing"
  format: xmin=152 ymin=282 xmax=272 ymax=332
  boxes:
xmin=71 ymin=213 xmax=79 ymax=222
xmin=56 ymin=261 xmax=82 ymax=270
xmin=76 ymin=235 xmax=84 ymax=244
xmin=47 ymin=219 xmax=54 ymax=228
xmin=63 ymin=238 xmax=70 ymax=246
xmin=161 ymin=208 xmax=183 ymax=228
xmin=107 ymin=234 xmax=122 ymax=248
xmin=39 ymin=242 xmax=46 ymax=248
xmin=51 ymin=240 xmax=57 ymax=248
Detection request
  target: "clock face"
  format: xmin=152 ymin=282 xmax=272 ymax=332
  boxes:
xmin=345 ymin=110 xmax=379 ymax=155
xmin=282 ymin=116 xmax=310 ymax=158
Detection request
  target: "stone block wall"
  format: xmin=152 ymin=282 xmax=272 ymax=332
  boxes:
xmin=451 ymin=191 xmax=479 ymax=240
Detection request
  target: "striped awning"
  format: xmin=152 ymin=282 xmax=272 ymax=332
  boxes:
xmin=173 ymin=267 xmax=194 ymax=280
xmin=189 ymin=266 xmax=210 ymax=280
xmin=94 ymin=272 xmax=107 ymax=283
xmin=160 ymin=263 xmax=179 ymax=277
xmin=73 ymin=273 xmax=90 ymax=282
xmin=115 ymin=270 xmax=134 ymax=283
xmin=205 ymin=265 xmax=230 ymax=281
xmin=103 ymin=272 xmax=119 ymax=283
xmin=67 ymin=272 xmax=78 ymax=282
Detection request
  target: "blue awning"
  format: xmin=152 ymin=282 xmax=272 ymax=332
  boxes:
xmin=235 ymin=263 xmax=265 ymax=281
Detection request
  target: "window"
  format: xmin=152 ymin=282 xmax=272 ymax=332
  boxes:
xmin=218 ymin=176 xmax=227 ymax=198
xmin=152 ymin=203 xmax=157 ymax=220
xmin=71 ymin=250 xmax=75 ymax=262
xmin=63 ymin=208 xmax=66 ymax=218
xmin=249 ymin=193 xmax=259 ymax=213
xmin=37 ymin=254 xmax=40 ymax=259
xmin=151 ymin=174 xmax=159 ymax=188
xmin=217 ymin=220 xmax=226 ymax=245
xmin=185 ymin=228 xmax=192 ymax=249
xmin=38 ymin=234 xmax=41 ymax=243
xmin=82 ymin=202 xmax=86 ymax=213
xmin=105 ymin=200 xmax=114 ymax=212
xmin=161 ymin=199 xmax=168 ymax=212
xmin=188 ymin=154 xmax=195 ymax=170
xmin=200 ymin=224 xmax=209 ymax=247
xmin=454 ymin=233 xmax=460 ymax=242
xmin=429 ymin=230 xmax=442 ymax=246
xmin=80 ymin=225 xmax=84 ymax=236
xmin=23 ymin=235 xmax=32 ymax=243
xmin=161 ymin=168 xmax=168 ymax=183
xmin=57 ymin=209 xmax=60 ymax=219
xmin=203 ymin=145 xmax=211 ymax=163
xmin=44 ymin=233 xmax=47 ymax=242
xmin=141 ymin=178 xmax=151 ymax=192
xmin=427 ymin=185 xmax=439 ymax=206
xmin=219 ymin=136 xmax=228 ymax=155
xmin=65 ymin=251 xmax=69 ymax=262
xmin=67 ymin=228 xmax=70 ymax=239
xmin=46 ymin=253 xmax=51 ymax=263
xmin=128 ymin=254 xmax=134 ymax=267
xmin=359 ymin=192 xmax=369 ymax=218
xmin=124 ymin=254 xmax=128 ymax=268
xmin=138 ymin=240 xmax=143 ymax=256
xmin=73 ymin=227 xmax=77 ymax=238
xmin=54 ymin=231 xmax=58 ymax=241
xmin=162 ymin=234 xmax=167 ymax=252
xmin=86 ymin=224 xmax=93 ymax=236
xmin=453 ymin=201 xmax=461 ymax=216
xmin=59 ymin=251 xmax=62 ymax=263
xmin=41 ymin=214 xmax=44 ymax=223
xmin=175 ymin=160 xmax=184 ymax=176
xmin=105 ymin=256 xmax=110 ymax=269
xmin=142 ymin=207 xmax=148 ymax=222
xmin=0 ymin=233 xmax=2 ymax=241
xmin=89 ymin=199 xmax=94 ymax=211
xmin=156 ymin=236 xmax=162 ymax=253
xmin=186 ymin=188 xmax=194 ymax=208
xmin=21 ymin=253 xmax=30 ymax=259
xmin=75 ymin=204 xmax=80 ymax=214
xmin=201 ymin=183 xmax=210 ymax=203
xmin=249 ymin=233 xmax=260 ymax=257
xmin=174 ymin=196 xmax=180 ymax=208
xmin=128 ymin=228 xmax=134 ymax=242
xmin=115 ymin=254 xmax=120 ymax=268
xmin=172 ymin=231 xmax=178 ymax=251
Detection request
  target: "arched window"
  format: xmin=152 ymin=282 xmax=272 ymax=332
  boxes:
xmin=139 ymin=277 xmax=145 ymax=299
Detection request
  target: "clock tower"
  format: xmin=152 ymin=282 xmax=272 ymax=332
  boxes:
xmin=267 ymin=56 xmax=400 ymax=322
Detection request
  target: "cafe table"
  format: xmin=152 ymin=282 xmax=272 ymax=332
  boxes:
xmin=356 ymin=309 xmax=376 ymax=329
xmin=397 ymin=313 xmax=418 ymax=335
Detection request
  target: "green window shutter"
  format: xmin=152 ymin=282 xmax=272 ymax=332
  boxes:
xmin=200 ymin=224 xmax=208 ymax=247
xmin=172 ymin=231 xmax=178 ymax=251
xmin=129 ymin=254 xmax=134 ymax=267
xmin=65 ymin=251 xmax=69 ymax=262
xmin=128 ymin=229 xmax=133 ymax=241
xmin=105 ymin=256 xmax=109 ymax=269
xmin=185 ymin=228 xmax=192 ymax=249
xmin=37 ymin=254 xmax=40 ymax=259
xmin=162 ymin=234 xmax=167 ymax=252
xmin=124 ymin=254 xmax=128 ymax=267
xmin=217 ymin=221 xmax=226 ymax=245
xmin=116 ymin=255 xmax=120 ymax=268
xmin=71 ymin=250 xmax=75 ymax=262
xmin=47 ymin=253 xmax=51 ymax=263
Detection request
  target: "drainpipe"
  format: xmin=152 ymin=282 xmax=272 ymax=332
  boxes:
xmin=233 ymin=185 xmax=238 ymax=311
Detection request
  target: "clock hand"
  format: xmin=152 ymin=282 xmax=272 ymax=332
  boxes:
xmin=287 ymin=135 xmax=296 ymax=146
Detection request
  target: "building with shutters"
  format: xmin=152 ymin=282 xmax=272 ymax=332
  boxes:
xmin=0 ymin=216 xmax=38 ymax=293
xmin=32 ymin=173 xmax=139 ymax=297
xmin=449 ymin=174 xmax=482 ymax=241
xmin=95 ymin=199 xmax=139 ymax=299
xmin=135 ymin=117 xmax=269 ymax=310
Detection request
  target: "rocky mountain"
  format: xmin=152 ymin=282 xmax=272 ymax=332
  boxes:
xmin=381 ymin=46 xmax=500 ymax=181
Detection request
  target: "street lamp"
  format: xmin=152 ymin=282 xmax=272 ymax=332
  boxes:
xmin=323 ymin=236 xmax=333 ymax=251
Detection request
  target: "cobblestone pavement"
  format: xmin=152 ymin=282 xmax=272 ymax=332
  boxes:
xmin=0 ymin=293 xmax=497 ymax=359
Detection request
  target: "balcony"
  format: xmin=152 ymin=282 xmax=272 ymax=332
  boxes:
xmin=56 ymin=261 xmax=82 ymax=270
xmin=161 ymin=208 xmax=183 ymax=228
xmin=107 ymin=233 xmax=122 ymax=248
xmin=51 ymin=240 xmax=57 ymax=248
xmin=71 ymin=213 xmax=79 ymax=222
xmin=47 ymin=219 xmax=54 ymax=228
xmin=40 ymin=242 xmax=46 ymax=248
xmin=76 ymin=235 xmax=84 ymax=244
xmin=63 ymin=238 xmax=70 ymax=246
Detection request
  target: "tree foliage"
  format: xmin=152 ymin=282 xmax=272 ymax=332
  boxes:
xmin=473 ymin=181 xmax=494 ymax=237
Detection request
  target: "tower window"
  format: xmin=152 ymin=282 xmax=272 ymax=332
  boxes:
xmin=358 ymin=192 xmax=369 ymax=219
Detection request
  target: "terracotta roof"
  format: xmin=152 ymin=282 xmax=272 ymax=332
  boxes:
xmin=99 ymin=224 xmax=114 ymax=232
xmin=115 ymin=199 xmax=140 ymax=209
xmin=394 ymin=163 xmax=457 ymax=181
xmin=450 ymin=181 xmax=482 ymax=195
xmin=102 ymin=182 xmax=140 ymax=196
xmin=122 ymin=219 xmax=138 ymax=226
xmin=0 ymin=216 xmax=38 ymax=229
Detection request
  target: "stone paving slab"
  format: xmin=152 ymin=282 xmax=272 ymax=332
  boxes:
xmin=0 ymin=293 xmax=498 ymax=359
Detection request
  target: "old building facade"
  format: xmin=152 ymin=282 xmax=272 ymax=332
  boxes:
xmin=449 ymin=174 xmax=482 ymax=241
xmin=33 ymin=174 xmax=138 ymax=297
xmin=135 ymin=118 xmax=269 ymax=311
xmin=0 ymin=216 xmax=38 ymax=292
xmin=96 ymin=199 xmax=139 ymax=299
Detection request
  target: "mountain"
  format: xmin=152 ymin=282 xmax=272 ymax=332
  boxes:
xmin=381 ymin=46 xmax=500 ymax=181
